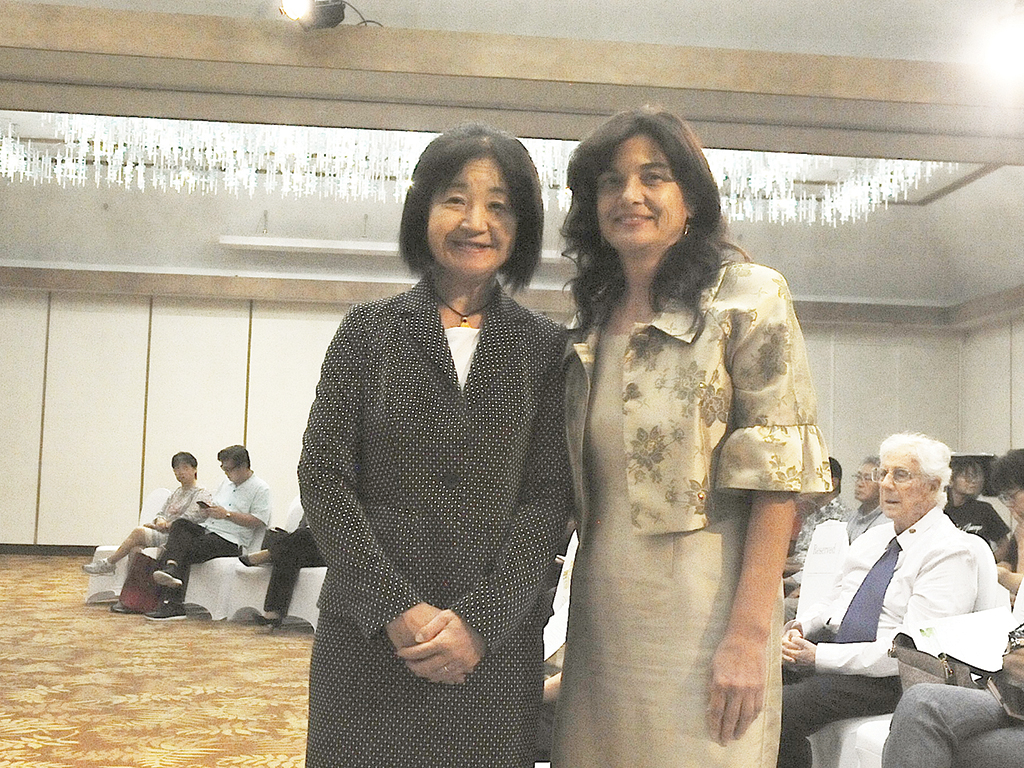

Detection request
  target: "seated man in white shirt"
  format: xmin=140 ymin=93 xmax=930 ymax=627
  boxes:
xmin=146 ymin=444 xmax=272 ymax=620
xmin=777 ymin=433 xmax=984 ymax=768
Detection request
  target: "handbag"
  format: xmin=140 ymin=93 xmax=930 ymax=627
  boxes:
xmin=987 ymin=622 xmax=1024 ymax=721
xmin=987 ymin=673 xmax=1024 ymax=721
xmin=117 ymin=551 xmax=162 ymax=613
xmin=890 ymin=632 xmax=980 ymax=690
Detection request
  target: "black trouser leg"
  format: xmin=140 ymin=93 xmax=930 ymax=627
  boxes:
xmin=159 ymin=519 xmax=239 ymax=604
xmin=778 ymin=673 xmax=902 ymax=768
xmin=264 ymin=527 xmax=324 ymax=615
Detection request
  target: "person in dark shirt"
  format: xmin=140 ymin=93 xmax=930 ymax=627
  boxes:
xmin=944 ymin=455 xmax=1009 ymax=551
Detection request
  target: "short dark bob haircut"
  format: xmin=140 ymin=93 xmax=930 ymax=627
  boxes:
xmin=991 ymin=449 xmax=1024 ymax=494
xmin=217 ymin=445 xmax=251 ymax=470
xmin=398 ymin=123 xmax=544 ymax=293
xmin=171 ymin=451 xmax=198 ymax=470
xmin=563 ymin=106 xmax=734 ymax=329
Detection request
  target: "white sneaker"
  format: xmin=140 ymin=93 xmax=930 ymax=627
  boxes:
xmin=83 ymin=558 xmax=116 ymax=575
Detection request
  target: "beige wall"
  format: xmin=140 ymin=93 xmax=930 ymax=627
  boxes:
xmin=0 ymin=289 xmax=48 ymax=544
xmin=142 ymin=297 xmax=251 ymax=517
xmin=245 ymin=301 xmax=351 ymax=528
xmin=0 ymin=286 xmax=354 ymax=545
xmin=7 ymin=283 xmax=1021 ymax=545
xmin=36 ymin=292 xmax=150 ymax=545
xmin=803 ymin=324 xmax=964 ymax=508
xmin=960 ymin=317 xmax=1024 ymax=455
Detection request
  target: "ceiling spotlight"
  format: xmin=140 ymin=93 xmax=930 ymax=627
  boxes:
xmin=982 ymin=0 xmax=1024 ymax=83
xmin=281 ymin=0 xmax=346 ymax=30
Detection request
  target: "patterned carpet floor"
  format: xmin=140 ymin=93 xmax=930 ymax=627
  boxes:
xmin=0 ymin=554 xmax=313 ymax=768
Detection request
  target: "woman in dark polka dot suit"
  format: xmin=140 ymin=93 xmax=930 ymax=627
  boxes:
xmin=299 ymin=124 xmax=572 ymax=767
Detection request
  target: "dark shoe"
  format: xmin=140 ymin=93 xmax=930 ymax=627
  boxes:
xmin=152 ymin=565 xmax=182 ymax=589
xmin=110 ymin=600 xmax=140 ymax=614
xmin=252 ymin=613 xmax=283 ymax=628
xmin=145 ymin=601 xmax=187 ymax=621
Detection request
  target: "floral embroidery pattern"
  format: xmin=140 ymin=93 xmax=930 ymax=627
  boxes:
xmin=699 ymin=369 xmax=730 ymax=427
xmin=755 ymin=451 xmax=805 ymax=490
xmin=753 ymin=324 xmax=790 ymax=384
xmin=627 ymin=424 xmax=678 ymax=485
xmin=565 ymin=262 xmax=831 ymax=536
xmin=628 ymin=331 xmax=666 ymax=371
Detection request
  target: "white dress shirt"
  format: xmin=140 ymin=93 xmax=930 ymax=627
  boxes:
xmin=801 ymin=505 xmax=980 ymax=677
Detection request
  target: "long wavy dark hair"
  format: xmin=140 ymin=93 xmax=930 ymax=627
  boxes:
xmin=564 ymin=107 xmax=736 ymax=329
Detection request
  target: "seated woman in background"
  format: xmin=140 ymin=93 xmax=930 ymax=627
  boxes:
xmin=83 ymin=451 xmax=213 ymax=575
xmin=992 ymin=449 xmax=1024 ymax=602
xmin=945 ymin=454 xmax=1009 ymax=551
xmin=238 ymin=513 xmax=325 ymax=627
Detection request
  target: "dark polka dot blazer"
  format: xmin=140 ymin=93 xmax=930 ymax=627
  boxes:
xmin=299 ymin=279 xmax=572 ymax=767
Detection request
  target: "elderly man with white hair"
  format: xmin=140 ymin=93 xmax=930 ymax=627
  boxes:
xmin=776 ymin=433 xmax=984 ymax=768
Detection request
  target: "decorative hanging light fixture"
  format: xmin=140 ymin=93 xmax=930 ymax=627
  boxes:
xmin=0 ymin=113 xmax=957 ymax=226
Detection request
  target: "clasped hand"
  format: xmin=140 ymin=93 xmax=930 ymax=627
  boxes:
xmin=386 ymin=602 xmax=485 ymax=685
xmin=781 ymin=621 xmax=817 ymax=668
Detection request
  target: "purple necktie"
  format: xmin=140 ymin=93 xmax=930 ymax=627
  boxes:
xmin=834 ymin=537 xmax=901 ymax=644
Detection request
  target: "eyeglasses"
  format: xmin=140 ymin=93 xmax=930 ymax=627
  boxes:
xmin=870 ymin=467 xmax=920 ymax=485
xmin=854 ymin=472 xmax=876 ymax=482
xmin=999 ymin=489 xmax=1023 ymax=505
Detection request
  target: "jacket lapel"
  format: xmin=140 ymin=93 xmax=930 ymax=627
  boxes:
xmin=399 ymin=280 xmax=460 ymax=390
xmin=463 ymin=288 xmax=520 ymax=403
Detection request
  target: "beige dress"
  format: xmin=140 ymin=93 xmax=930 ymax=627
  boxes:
xmin=551 ymin=332 xmax=783 ymax=768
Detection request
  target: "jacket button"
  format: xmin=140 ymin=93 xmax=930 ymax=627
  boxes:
xmin=441 ymin=471 xmax=461 ymax=490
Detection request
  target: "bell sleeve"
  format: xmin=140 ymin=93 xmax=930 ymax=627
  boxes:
xmin=717 ymin=265 xmax=832 ymax=495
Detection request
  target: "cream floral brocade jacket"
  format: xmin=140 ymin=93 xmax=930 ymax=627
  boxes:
xmin=565 ymin=261 xmax=832 ymax=539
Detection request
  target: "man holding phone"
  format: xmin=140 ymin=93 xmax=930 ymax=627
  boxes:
xmin=146 ymin=444 xmax=272 ymax=620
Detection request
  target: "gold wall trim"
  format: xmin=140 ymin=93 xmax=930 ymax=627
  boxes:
xmin=5 ymin=265 xmax=1020 ymax=329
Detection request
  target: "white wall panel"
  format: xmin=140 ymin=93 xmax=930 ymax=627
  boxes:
xmin=1013 ymin=318 xmax=1024 ymax=450
xmin=812 ymin=326 xmax=958 ymax=509
xmin=831 ymin=334 xmax=901 ymax=498
xmin=895 ymin=333 xmax=960 ymax=449
xmin=802 ymin=326 xmax=834 ymax=456
xmin=246 ymin=301 xmax=349 ymax=526
xmin=959 ymin=323 xmax=1012 ymax=454
xmin=0 ymin=289 xmax=49 ymax=544
xmin=143 ymin=297 xmax=250 ymax=502
xmin=37 ymin=293 xmax=150 ymax=545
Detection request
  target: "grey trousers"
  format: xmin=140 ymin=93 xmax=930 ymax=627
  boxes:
xmin=881 ymin=684 xmax=1024 ymax=768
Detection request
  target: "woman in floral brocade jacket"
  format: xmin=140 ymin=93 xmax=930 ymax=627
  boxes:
xmin=551 ymin=107 xmax=832 ymax=768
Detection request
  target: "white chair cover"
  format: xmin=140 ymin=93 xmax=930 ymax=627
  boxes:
xmin=85 ymin=487 xmax=172 ymax=604
xmin=852 ymin=717 xmax=891 ymax=768
xmin=796 ymin=519 xmax=850 ymax=624
xmin=543 ymin=532 xmax=578 ymax=660
xmin=183 ymin=557 xmax=239 ymax=620
xmin=810 ymin=714 xmax=892 ymax=768
xmin=287 ymin=566 xmax=327 ymax=630
xmin=964 ymin=532 xmax=1010 ymax=612
xmin=284 ymin=495 xmax=304 ymax=532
